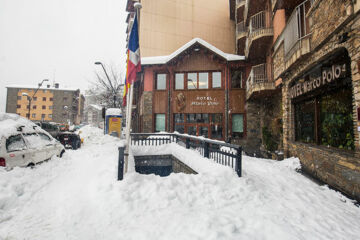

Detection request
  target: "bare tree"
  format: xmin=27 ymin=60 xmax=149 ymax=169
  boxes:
xmin=87 ymin=64 xmax=124 ymax=110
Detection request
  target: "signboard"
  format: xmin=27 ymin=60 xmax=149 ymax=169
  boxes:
xmin=172 ymin=91 xmax=224 ymax=113
xmin=290 ymin=63 xmax=346 ymax=99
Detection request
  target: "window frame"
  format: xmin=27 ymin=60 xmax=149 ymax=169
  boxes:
xmin=155 ymin=73 xmax=167 ymax=90
xmin=154 ymin=113 xmax=166 ymax=132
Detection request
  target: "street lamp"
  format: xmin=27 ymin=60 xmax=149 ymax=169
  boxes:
xmin=63 ymin=105 xmax=70 ymax=125
xmin=94 ymin=62 xmax=117 ymax=107
xmin=21 ymin=79 xmax=49 ymax=119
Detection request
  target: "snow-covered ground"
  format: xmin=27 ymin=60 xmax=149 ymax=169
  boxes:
xmin=0 ymin=126 xmax=359 ymax=240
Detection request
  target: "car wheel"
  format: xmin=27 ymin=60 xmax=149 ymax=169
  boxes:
xmin=77 ymin=141 xmax=81 ymax=149
xmin=60 ymin=150 xmax=65 ymax=158
xmin=27 ymin=163 xmax=35 ymax=168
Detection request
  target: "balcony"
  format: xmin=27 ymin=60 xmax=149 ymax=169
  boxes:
xmin=245 ymin=10 xmax=273 ymax=59
xmin=236 ymin=21 xmax=247 ymax=39
xmin=236 ymin=0 xmax=246 ymax=8
xmin=283 ymin=0 xmax=311 ymax=70
xmin=246 ymin=63 xmax=275 ymax=100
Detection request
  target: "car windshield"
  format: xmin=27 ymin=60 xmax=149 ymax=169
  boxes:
xmin=6 ymin=134 xmax=27 ymax=152
xmin=23 ymin=133 xmax=51 ymax=149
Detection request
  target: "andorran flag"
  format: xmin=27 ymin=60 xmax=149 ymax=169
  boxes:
xmin=126 ymin=14 xmax=141 ymax=84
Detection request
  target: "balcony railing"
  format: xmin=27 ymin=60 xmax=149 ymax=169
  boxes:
xmin=283 ymin=0 xmax=311 ymax=58
xmin=249 ymin=11 xmax=271 ymax=34
xmin=246 ymin=63 xmax=275 ymax=99
xmin=245 ymin=10 xmax=273 ymax=57
xmin=236 ymin=21 xmax=247 ymax=38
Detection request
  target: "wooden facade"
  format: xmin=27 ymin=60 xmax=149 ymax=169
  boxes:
xmin=134 ymin=41 xmax=248 ymax=142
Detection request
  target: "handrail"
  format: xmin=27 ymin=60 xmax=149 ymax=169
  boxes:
xmin=129 ymin=132 xmax=243 ymax=177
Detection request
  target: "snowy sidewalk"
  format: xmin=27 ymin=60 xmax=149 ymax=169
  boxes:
xmin=1 ymin=126 xmax=360 ymax=240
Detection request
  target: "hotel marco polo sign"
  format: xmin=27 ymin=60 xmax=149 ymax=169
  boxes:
xmin=290 ymin=63 xmax=346 ymax=99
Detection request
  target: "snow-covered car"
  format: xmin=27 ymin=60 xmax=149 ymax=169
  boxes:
xmin=0 ymin=113 xmax=65 ymax=169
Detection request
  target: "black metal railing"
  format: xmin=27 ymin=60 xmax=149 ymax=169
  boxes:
xmin=129 ymin=133 xmax=242 ymax=177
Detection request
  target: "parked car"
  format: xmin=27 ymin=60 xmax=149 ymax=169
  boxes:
xmin=34 ymin=121 xmax=60 ymax=138
xmin=59 ymin=124 xmax=69 ymax=132
xmin=56 ymin=132 xmax=81 ymax=150
xmin=0 ymin=113 xmax=65 ymax=169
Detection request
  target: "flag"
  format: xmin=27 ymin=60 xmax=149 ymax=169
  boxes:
xmin=126 ymin=14 xmax=141 ymax=84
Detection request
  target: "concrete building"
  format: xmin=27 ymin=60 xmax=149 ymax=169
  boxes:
xmin=6 ymin=84 xmax=84 ymax=125
xmin=83 ymin=104 xmax=103 ymax=128
xmin=126 ymin=0 xmax=236 ymax=56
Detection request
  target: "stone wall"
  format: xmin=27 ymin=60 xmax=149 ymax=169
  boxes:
xmin=142 ymin=91 xmax=153 ymax=133
xmin=280 ymin=9 xmax=360 ymax=199
xmin=310 ymin=0 xmax=353 ymax=50
xmin=288 ymin=141 xmax=360 ymax=201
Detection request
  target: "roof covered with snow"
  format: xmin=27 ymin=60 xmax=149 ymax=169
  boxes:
xmin=141 ymin=38 xmax=245 ymax=66
xmin=6 ymin=84 xmax=79 ymax=92
xmin=89 ymin=104 xmax=103 ymax=111
xmin=105 ymin=108 xmax=122 ymax=116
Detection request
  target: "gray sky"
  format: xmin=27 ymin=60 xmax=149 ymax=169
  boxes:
xmin=0 ymin=0 xmax=127 ymax=111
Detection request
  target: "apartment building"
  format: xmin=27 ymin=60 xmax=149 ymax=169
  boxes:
xmin=6 ymin=83 xmax=85 ymax=125
xmin=271 ymin=0 xmax=360 ymax=200
xmin=230 ymin=0 xmax=283 ymax=156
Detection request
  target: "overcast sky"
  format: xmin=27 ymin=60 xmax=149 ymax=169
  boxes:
xmin=0 ymin=0 xmax=127 ymax=111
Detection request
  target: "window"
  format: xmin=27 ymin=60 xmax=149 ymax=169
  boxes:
xmin=187 ymin=126 xmax=197 ymax=136
xmin=212 ymin=72 xmax=221 ymax=88
xmin=295 ymin=88 xmax=354 ymax=150
xmin=187 ymin=113 xmax=208 ymax=123
xmin=32 ymin=113 xmax=36 ymax=118
xmin=17 ymin=96 xmax=21 ymax=100
xmin=26 ymin=113 xmax=30 ymax=118
xmin=17 ymin=105 xmax=21 ymax=109
xmin=49 ymin=98 xmax=53 ymax=101
xmin=199 ymin=126 xmax=209 ymax=138
xmin=174 ymin=114 xmax=185 ymax=133
xmin=43 ymin=97 xmax=46 ymax=101
xmin=26 ymin=105 xmax=30 ymax=109
xmin=156 ymin=74 xmax=166 ymax=90
xmin=231 ymin=70 xmax=243 ymax=88
xmin=6 ymin=134 xmax=26 ymax=152
xmin=33 ymin=97 xmax=37 ymax=101
xmin=174 ymin=113 xmax=184 ymax=123
xmin=33 ymin=105 xmax=37 ymax=109
xmin=63 ymin=97 xmax=68 ymax=101
xmin=198 ymin=72 xmax=208 ymax=89
xmin=48 ymin=114 xmax=53 ymax=119
xmin=155 ymin=114 xmax=165 ymax=132
xmin=42 ymin=105 xmax=46 ymax=109
xmin=232 ymin=114 xmax=244 ymax=138
xmin=175 ymin=73 xmax=184 ymax=89
xmin=187 ymin=73 xmax=197 ymax=89
xmin=38 ymin=133 xmax=52 ymax=142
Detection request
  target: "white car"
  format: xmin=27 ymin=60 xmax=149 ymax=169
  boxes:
xmin=0 ymin=113 xmax=65 ymax=169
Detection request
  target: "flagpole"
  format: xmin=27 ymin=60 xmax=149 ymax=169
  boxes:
xmin=124 ymin=2 xmax=142 ymax=174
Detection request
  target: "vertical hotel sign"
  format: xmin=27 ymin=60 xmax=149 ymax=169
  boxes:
xmin=290 ymin=63 xmax=346 ymax=99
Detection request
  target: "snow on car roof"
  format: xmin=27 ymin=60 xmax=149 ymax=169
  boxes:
xmin=0 ymin=113 xmax=47 ymax=139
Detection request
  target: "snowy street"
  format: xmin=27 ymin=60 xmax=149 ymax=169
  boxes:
xmin=1 ymin=126 xmax=360 ymax=240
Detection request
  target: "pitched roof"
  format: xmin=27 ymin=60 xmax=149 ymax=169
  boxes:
xmin=141 ymin=38 xmax=245 ymax=65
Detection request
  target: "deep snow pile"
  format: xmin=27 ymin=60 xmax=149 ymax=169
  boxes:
xmin=0 ymin=126 xmax=360 ymax=240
